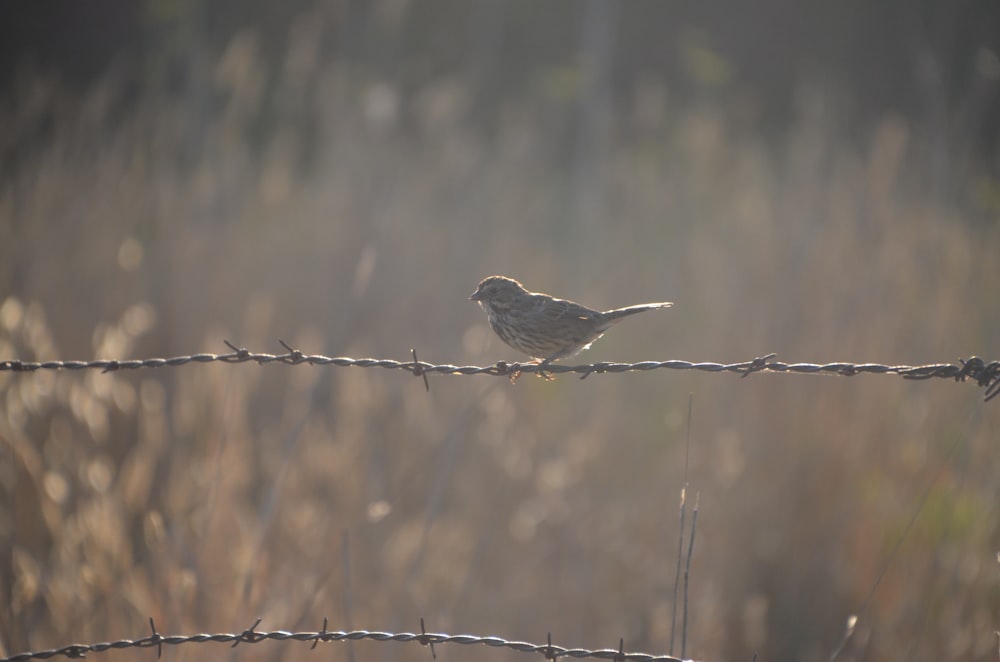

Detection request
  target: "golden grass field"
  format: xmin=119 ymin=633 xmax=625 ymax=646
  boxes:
xmin=3 ymin=15 xmax=1000 ymax=662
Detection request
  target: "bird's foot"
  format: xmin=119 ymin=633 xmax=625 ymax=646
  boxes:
xmin=508 ymin=360 xmax=555 ymax=383
xmin=535 ymin=359 xmax=555 ymax=381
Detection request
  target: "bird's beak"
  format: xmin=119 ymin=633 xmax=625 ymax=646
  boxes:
xmin=469 ymin=289 xmax=482 ymax=301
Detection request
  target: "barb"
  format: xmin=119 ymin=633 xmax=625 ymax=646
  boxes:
xmin=420 ymin=617 xmax=437 ymax=659
xmin=0 ymin=623 xmax=692 ymax=662
xmin=0 ymin=342 xmax=997 ymax=402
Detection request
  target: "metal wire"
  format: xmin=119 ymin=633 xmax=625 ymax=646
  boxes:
xmin=0 ymin=618 xmax=692 ymax=662
xmin=0 ymin=340 xmax=997 ymax=401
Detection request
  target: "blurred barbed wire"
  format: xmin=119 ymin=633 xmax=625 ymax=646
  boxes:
xmin=0 ymin=618 xmax=692 ymax=662
xmin=0 ymin=340 xmax=997 ymax=401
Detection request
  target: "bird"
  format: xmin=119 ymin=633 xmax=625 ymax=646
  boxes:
xmin=469 ymin=275 xmax=672 ymax=365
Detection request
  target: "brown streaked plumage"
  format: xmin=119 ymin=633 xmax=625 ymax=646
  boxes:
xmin=470 ymin=275 xmax=672 ymax=363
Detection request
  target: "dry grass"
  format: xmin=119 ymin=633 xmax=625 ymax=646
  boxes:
xmin=2 ymin=18 xmax=999 ymax=662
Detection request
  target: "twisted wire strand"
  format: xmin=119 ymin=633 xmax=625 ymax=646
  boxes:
xmin=0 ymin=341 xmax=997 ymax=401
xmin=0 ymin=620 xmax=691 ymax=662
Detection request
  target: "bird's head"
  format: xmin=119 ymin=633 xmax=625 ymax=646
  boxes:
xmin=470 ymin=275 xmax=528 ymax=311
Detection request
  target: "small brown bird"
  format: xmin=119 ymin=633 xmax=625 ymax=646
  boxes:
xmin=470 ymin=275 xmax=673 ymax=363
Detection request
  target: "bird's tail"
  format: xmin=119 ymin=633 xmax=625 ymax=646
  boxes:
xmin=602 ymin=302 xmax=673 ymax=323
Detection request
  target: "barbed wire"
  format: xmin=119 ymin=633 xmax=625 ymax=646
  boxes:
xmin=0 ymin=618 xmax=693 ymax=662
xmin=0 ymin=340 xmax=997 ymax=402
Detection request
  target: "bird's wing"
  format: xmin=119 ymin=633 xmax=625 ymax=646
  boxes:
xmin=531 ymin=297 xmax=599 ymax=323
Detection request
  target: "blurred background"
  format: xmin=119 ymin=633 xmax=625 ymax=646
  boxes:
xmin=2 ymin=1 xmax=1000 ymax=660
